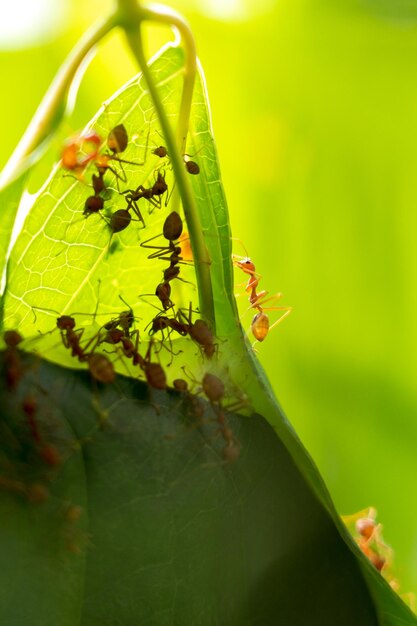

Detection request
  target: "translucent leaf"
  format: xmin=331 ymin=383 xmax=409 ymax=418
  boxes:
xmin=0 ymin=174 xmax=28 ymax=297
xmin=1 ymin=42 xmax=415 ymax=625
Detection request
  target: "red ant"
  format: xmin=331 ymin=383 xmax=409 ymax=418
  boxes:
xmin=93 ymin=311 xmax=166 ymax=390
xmin=101 ymin=301 xmax=135 ymax=337
xmin=44 ymin=314 xmax=115 ymax=384
xmin=177 ymin=304 xmax=217 ymax=359
xmin=233 ymin=255 xmax=292 ymax=343
xmin=140 ymin=212 xmax=191 ymax=310
xmin=83 ymin=170 xmax=107 ymax=218
xmin=151 ymin=142 xmax=200 ymax=175
xmin=148 ymin=312 xmax=188 ymax=339
xmin=145 ymin=311 xmax=187 ymax=364
xmin=134 ymin=340 xmax=167 ymax=390
xmin=122 ymin=169 xmax=169 ymax=213
xmin=172 ymin=378 xmax=205 ymax=425
xmin=154 ymin=281 xmax=174 ymax=311
xmin=3 ymin=330 xmax=24 ymax=390
xmin=187 ymin=371 xmax=239 ymax=462
xmin=344 ymin=508 xmax=393 ymax=575
xmin=22 ymin=394 xmax=62 ymax=468
xmin=61 ymin=129 xmax=101 ymax=173
xmin=141 ymin=211 xmax=184 ymax=263
xmin=106 ymin=206 xmax=145 ymax=234
xmin=61 ymin=124 xmax=145 ymax=185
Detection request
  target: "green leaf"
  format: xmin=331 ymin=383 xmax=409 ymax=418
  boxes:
xmin=0 ymin=353 xmax=381 ymax=626
xmin=0 ymin=174 xmax=28 ymax=302
xmin=2 ymin=42 xmax=415 ymax=625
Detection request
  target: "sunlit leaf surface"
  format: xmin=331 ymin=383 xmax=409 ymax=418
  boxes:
xmin=3 ymin=45 xmax=234 ymax=372
xmin=0 ymin=173 xmax=27 ymax=295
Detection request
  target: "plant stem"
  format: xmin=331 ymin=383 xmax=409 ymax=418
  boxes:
xmin=0 ymin=13 xmax=118 ymax=190
xmin=117 ymin=1 xmax=215 ymax=327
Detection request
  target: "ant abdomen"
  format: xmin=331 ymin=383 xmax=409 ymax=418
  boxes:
xmin=110 ymin=209 xmax=131 ymax=233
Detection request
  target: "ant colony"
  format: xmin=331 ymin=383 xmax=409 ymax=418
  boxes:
xmin=1 ymin=104 xmax=253 ymax=510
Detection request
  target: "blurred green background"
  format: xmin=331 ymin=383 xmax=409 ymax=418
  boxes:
xmin=1 ymin=0 xmax=416 ymax=594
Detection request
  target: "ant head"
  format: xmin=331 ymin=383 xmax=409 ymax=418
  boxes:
xmin=84 ymin=195 xmax=104 ymax=216
xmin=173 ymin=378 xmax=188 ymax=392
xmin=81 ymin=130 xmax=101 ymax=146
xmin=61 ymin=143 xmax=79 ymax=170
xmin=120 ymin=310 xmax=134 ymax=328
xmin=4 ymin=330 xmax=23 ymax=347
xmin=61 ymin=130 xmax=101 ymax=171
xmin=57 ymin=315 xmax=76 ymax=331
xmin=95 ymin=154 xmax=111 ymax=169
xmin=355 ymin=517 xmax=376 ymax=540
xmin=234 ymin=256 xmax=255 ymax=274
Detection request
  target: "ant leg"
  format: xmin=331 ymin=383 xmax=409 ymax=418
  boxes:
xmin=142 ymin=245 xmax=171 ymax=258
xmin=164 ymin=180 xmax=175 ymax=207
xmin=81 ymin=329 xmax=102 ymax=353
xmin=127 ymin=198 xmax=146 ymax=228
xmin=267 ymin=308 xmax=292 ymax=329
xmin=140 ymin=232 xmax=167 ymax=249
xmin=251 ymin=292 xmax=285 ymax=309
xmin=105 ymin=164 xmax=127 ymax=191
